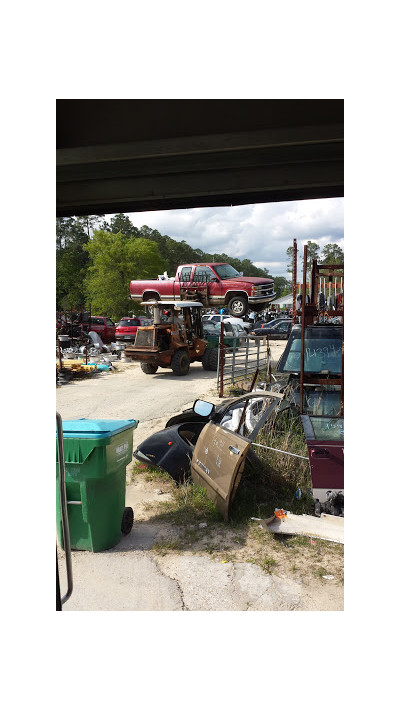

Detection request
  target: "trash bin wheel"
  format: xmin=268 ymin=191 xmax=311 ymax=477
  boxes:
xmin=121 ymin=506 xmax=134 ymax=535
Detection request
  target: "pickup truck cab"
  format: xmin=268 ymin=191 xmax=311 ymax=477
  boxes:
xmin=130 ymin=262 xmax=275 ymax=318
xmin=86 ymin=316 xmax=116 ymax=342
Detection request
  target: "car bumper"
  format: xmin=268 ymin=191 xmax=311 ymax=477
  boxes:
xmin=248 ymin=293 xmax=276 ymax=304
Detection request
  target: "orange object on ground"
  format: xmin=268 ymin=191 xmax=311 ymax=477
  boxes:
xmin=274 ymin=509 xmax=287 ymax=519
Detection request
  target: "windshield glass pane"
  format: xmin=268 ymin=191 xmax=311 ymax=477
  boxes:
xmin=213 ymin=264 xmax=241 ymax=280
xmin=204 ymin=323 xmax=217 ymax=334
xmin=310 ymin=417 xmax=344 ymax=441
xmin=282 ymin=337 xmax=342 ymax=373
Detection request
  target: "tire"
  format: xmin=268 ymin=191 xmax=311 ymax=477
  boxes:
xmin=202 ymin=348 xmax=211 ymax=370
xmin=171 ymin=349 xmax=190 ymax=376
xmin=208 ymin=348 xmax=219 ymax=371
xmin=228 ymin=295 xmax=248 ymax=318
xmin=121 ymin=506 xmax=134 ymax=535
xmin=141 ymin=362 xmax=158 ymax=374
xmin=202 ymin=347 xmax=218 ymax=371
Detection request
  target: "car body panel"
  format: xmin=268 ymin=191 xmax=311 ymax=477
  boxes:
xmin=191 ymin=392 xmax=283 ymax=519
xmin=134 ymin=422 xmax=205 ymax=482
xmin=191 ymin=422 xmax=250 ymax=520
xmin=251 ymin=320 xmax=292 ymax=339
xmin=86 ymin=316 xmax=116 ymax=342
xmin=301 ymin=415 xmax=344 ymax=501
xmin=115 ymin=316 xmax=150 ymax=341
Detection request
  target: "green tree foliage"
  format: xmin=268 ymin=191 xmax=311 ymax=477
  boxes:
xmin=320 ymin=243 xmax=344 ymax=264
xmin=273 ymin=276 xmax=292 ymax=299
xmin=302 ymin=241 xmax=320 ymax=276
xmin=84 ymin=230 xmax=167 ymax=319
xmin=286 ymin=243 xmax=299 ymax=274
xmin=102 ymin=213 xmax=139 ymax=238
xmin=56 ymin=216 xmax=103 ymax=309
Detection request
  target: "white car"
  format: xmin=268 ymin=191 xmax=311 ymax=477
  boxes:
xmin=202 ymin=313 xmax=251 ymax=332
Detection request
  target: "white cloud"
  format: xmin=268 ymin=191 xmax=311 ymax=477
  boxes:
xmin=106 ymin=197 xmax=344 ymax=276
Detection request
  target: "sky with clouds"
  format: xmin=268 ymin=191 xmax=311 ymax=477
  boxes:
xmin=109 ymin=197 xmax=344 ymax=277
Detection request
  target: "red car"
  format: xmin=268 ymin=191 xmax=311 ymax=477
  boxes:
xmin=115 ymin=316 xmax=151 ymax=342
xmin=87 ymin=316 xmax=116 ymax=342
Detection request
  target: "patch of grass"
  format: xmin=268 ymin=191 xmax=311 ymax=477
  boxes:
xmin=129 ymin=462 xmax=172 ymax=484
xmin=228 ymin=404 xmax=314 ymax=523
xmin=150 ymin=480 xmax=223 ymax=526
xmin=314 ymin=566 xmax=330 ymax=579
xmin=246 ymin=554 xmax=276 ymax=573
xmin=151 ymin=537 xmax=183 ymax=556
xmin=261 ymin=556 xmax=277 ymax=573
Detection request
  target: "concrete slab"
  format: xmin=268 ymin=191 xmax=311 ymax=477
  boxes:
xmin=59 ymin=550 xmax=184 ymax=611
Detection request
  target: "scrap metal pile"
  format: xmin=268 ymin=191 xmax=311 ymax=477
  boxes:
xmin=133 ymin=245 xmax=344 ymax=525
xmin=56 ymin=331 xmax=125 ymax=384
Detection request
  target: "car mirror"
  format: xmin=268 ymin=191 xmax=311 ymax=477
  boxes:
xmin=193 ymin=399 xmax=215 ymax=417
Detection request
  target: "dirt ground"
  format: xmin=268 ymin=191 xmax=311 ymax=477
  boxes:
xmin=56 ymin=343 xmax=344 ymax=611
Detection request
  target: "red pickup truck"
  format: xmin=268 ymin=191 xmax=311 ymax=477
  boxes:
xmin=85 ymin=316 xmax=116 ymax=342
xmin=130 ymin=263 xmax=275 ymax=318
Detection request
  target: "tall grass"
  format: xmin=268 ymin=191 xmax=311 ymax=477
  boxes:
xmin=229 ymin=404 xmax=313 ymax=521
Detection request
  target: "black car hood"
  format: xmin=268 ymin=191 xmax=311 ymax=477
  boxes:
xmin=133 ymin=421 xmax=206 ymax=483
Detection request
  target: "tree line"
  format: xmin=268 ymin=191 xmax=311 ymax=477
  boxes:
xmin=56 ymin=213 xmax=343 ymax=320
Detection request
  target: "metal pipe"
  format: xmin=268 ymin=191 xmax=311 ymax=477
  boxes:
xmin=219 ymin=321 xmax=225 ymax=398
xmin=56 ymin=412 xmax=73 ymax=606
xmin=251 ymin=443 xmax=309 ymax=460
xmin=292 ymin=238 xmax=297 ymax=323
xmin=299 ymin=245 xmax=308 ymax=415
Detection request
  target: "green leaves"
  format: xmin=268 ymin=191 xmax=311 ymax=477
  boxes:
xmin=84 ymin=230 xmax=167 ymax=319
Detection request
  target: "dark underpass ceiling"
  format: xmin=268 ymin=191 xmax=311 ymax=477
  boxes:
xmin=56 ymin=99 xmax=344 ymax=217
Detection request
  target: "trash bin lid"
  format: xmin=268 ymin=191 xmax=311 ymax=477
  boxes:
xmin=59 ymin=418 xmax=139 ymax=439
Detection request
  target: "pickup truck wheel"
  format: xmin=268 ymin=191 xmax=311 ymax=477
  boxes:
xmin=228 ymin=296 xmax=248 ymax=318
xmin=141 ymin=362 xmax=158 ymax=374
xmin=171 ymin=349 xmax=190 ymax=376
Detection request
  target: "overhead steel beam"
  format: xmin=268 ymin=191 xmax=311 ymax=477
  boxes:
xmin=57 ymin=116 xmax=343 ymax=217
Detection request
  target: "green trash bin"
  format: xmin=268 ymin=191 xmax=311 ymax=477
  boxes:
xmin=56 ymin=418 xmax=138 ymax=552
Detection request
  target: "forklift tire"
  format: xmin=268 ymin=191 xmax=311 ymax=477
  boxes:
xmin=202 ymin=347 xmax=219 ymax=371
xmin=208 ymin=348 xmax=219 ymax=371
xmin=171 ymin=349 xmax=190 ymax=376
xmin=141 ymin=362 xmax=158 ymax=374
xmin=121 ymin=506 xmax=134 ymax=535
xmin=202 ymin=348 xmax=212 ymax=370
